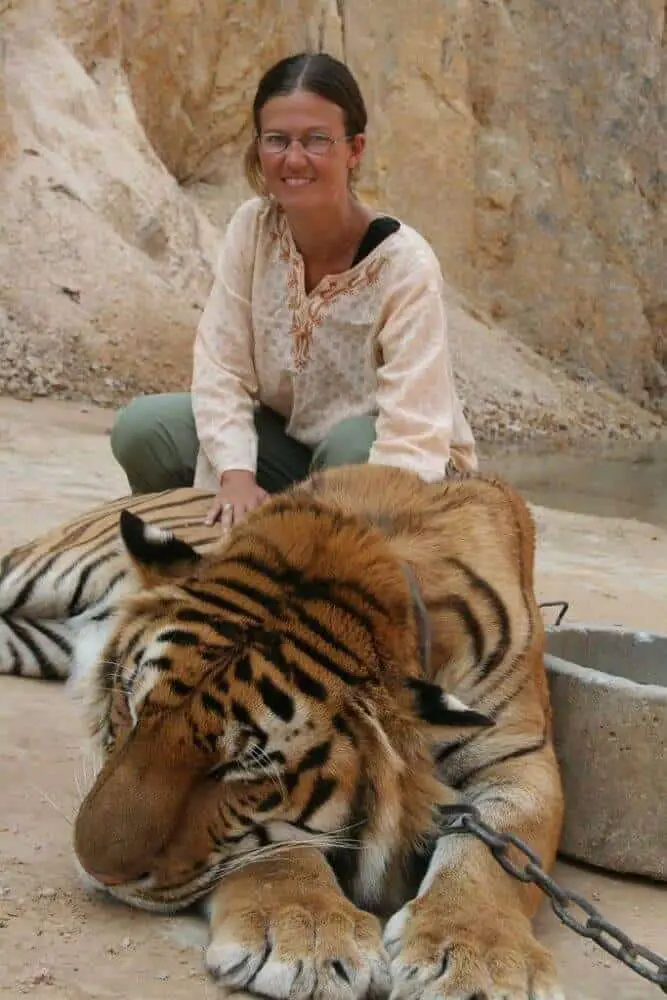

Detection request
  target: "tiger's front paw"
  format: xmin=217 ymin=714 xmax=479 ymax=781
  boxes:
xmin=206 ymin=888 xmax=390 ymax=1000
xmin=383 ymin=900 xmax=563 ymax=1000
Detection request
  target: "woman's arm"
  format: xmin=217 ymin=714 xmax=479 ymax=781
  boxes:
xmin=192 ymin=200 xmax=262 ymax=479
xmin=370 ymin=255 xmax=477 ymax=481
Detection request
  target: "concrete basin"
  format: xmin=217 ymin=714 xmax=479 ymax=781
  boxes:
xmin=545 ymin=625 xmax=667 ymax=881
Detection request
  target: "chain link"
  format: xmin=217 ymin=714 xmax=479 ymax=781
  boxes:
xmin=538 ymin=600 xmax=570 ymax=627
xmin=437 ymin=804 xmax=667 ymax=993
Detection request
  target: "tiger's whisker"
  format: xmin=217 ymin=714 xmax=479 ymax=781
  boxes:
xmin=29 ymin=783 xmax=73 ymax=826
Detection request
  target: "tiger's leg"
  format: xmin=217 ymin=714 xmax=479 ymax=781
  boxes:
xmin=384 ymin=744 xmax=564 ymax=1000
xmin=206 ymin=847 xmax=390 ymax=1000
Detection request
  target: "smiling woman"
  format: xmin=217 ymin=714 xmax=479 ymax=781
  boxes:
xmin=109 ymin=52 xmax=478 ymax=529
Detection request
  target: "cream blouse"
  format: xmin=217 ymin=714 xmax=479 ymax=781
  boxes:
xmin=192 ymin=196 xmax=477 ymax=490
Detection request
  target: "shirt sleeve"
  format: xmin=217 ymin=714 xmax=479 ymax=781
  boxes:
xmin=369 ymin=250 xmax=475 ymax=482
xmin=191 ymin=200 xmax=261 ymax=480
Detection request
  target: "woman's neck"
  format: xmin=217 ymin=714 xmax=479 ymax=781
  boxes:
xmin=283 ymin=195 xmax=373 ymax=268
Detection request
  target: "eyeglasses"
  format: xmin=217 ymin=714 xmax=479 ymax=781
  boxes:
xmin=257 ymin=131 xmax=353 ymax=157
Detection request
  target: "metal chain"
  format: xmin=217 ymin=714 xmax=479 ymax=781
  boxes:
xmin=538 ymin=600 xmax=570 ymax=627
xmin=438 ymin=804 xmax=667 ymax=993
xmin=532 ymin=597 xmax=665 ymax=987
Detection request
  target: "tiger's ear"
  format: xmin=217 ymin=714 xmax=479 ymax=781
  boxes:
xmin=405 ymin=678 xmax=493 ymax=730
xmin=119 ymin=510 xmax=201 ymax=586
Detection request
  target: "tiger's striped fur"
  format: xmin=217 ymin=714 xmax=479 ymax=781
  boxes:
xmin=0 ymin=488 xmax=219 ymax=681
xmin=2 ymin=465 xmax=564 ymax=999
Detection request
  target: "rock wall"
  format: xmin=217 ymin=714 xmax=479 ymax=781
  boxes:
xmin=0 ymin=2 xmax=220 ymax=402
xmin=0 ymin=0 xmax=664 ymax=426
xmin=344 ymin=0 xmax=665 ymax=409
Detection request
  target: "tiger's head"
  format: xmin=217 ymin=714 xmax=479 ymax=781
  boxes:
xmin=73 ymin=485 xmax=489 ymax=913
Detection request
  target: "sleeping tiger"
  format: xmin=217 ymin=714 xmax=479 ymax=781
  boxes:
xmin=1 ymin=464 xmax=564 ymax=1000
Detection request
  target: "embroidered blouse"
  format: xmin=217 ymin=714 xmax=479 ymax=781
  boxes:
xmin=192 ymin=196 xmax=477 ymax=490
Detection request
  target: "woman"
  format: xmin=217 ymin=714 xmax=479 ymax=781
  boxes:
xmin=111 ymin=52 xmax=478 ymax=529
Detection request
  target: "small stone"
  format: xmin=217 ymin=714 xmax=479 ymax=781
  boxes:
xmin=33 ymin=969 xmax=55 ymax=985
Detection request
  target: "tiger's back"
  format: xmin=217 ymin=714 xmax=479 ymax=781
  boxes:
xmin=0 ymin=488 xmax=218 ymax=679
xmin=308 ymin=464 xmax=541 ymax=691
xmin=303 ymin=467 xmax=553 ymax=830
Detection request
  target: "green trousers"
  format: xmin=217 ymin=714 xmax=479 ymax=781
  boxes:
xmin=110 ymin=392 xmax=377 ymax=495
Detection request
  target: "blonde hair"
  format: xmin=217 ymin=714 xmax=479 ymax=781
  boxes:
xmin=244 ymin=138 xmax=267 ymax=197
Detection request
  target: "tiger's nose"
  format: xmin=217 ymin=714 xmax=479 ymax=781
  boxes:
xmin=88 ymin=871 xmax=129 ymax=886
xmin=85 ymin=867 xmax=150 ymax=887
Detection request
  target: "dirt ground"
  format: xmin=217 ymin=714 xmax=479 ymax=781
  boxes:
xmin=1 ymin=397 xmax=665 ymax=1000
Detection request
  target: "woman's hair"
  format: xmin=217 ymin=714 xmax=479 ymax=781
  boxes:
xmin=244 ymin=52 xmax=368 ymax=196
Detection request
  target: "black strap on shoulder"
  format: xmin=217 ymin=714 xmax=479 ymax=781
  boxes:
xmin=351 ymin=216 xmax=400 ymax=267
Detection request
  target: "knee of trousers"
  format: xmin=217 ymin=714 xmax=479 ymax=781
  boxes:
xmin=109 ymin=396 xmax=156 ymax=471
xmin=312 ymin=416 xmax=376 ymax=469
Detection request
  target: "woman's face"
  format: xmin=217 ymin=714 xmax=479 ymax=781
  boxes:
xmin=257 ymin=90 xmax=365 ymax=211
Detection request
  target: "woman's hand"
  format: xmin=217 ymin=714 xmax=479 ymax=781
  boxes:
xmin=205 ymin=470 xmax=267 ymax=530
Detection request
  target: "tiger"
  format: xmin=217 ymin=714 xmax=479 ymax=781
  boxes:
xmin=1 ymin=464 xmax=565 ymax=1000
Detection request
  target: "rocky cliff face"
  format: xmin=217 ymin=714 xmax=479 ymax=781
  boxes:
xmin=334 ymin=0 xmax=666 ymax=410
xmin=0 ymin=0 xmax=664 ymax=437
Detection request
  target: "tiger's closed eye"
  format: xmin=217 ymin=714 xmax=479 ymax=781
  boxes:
xmin=209 ymin=729 xmax=286 ymax=782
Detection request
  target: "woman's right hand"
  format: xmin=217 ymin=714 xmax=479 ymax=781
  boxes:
xmin=205 ymin=469 xmax=267 ymax=530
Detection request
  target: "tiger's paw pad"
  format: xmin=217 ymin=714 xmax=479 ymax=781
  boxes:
xmin=383 ymin=903 xmax=564 ymax=1000
xmin=206 ymin=896 xmax=390 ymax=1000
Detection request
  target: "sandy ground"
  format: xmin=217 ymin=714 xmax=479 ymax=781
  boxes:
xmin=0 ymin=397 xmax=665 ymax=1000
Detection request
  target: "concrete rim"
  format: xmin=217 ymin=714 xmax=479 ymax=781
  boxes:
xmin=544 ymin=624 xmax=666 ymax=881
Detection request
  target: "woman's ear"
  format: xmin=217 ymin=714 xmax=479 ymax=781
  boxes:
xmin=348 ymin=132 xmax=366 ymax=171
